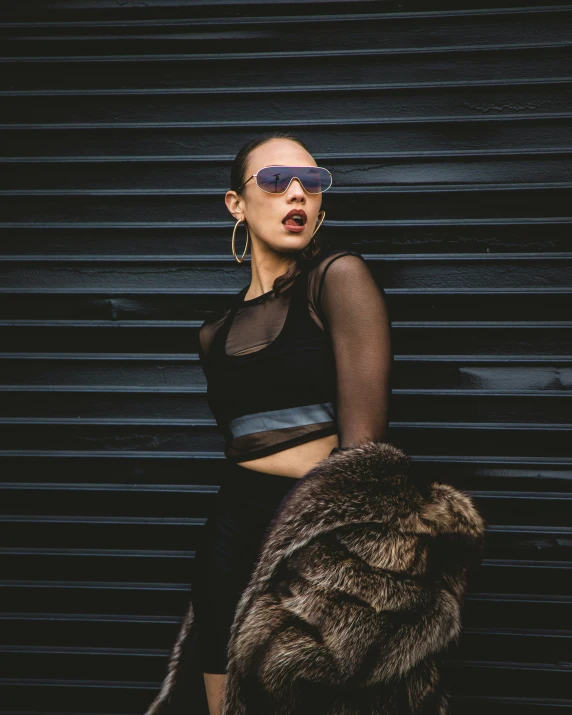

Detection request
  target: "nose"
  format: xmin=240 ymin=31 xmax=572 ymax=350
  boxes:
xmin=285 ymin=176 xmax=306 ymax=199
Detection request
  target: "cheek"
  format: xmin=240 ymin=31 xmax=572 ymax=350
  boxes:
xmin=248 ymin=200 xmax=281 ymax=235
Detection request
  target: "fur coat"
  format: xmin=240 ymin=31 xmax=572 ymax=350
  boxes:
xmin=145 ymin=441 xmax=485 ymax=715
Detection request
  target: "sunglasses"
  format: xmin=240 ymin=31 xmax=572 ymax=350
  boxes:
xmin=237 ymin=165 xmax=333 ymax=195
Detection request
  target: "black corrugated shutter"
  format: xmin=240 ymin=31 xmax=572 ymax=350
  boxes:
xmin=1 ymin=1 xmax=571 ymax=713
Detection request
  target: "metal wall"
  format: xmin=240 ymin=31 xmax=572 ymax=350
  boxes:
xmin=1 ymin=1 xmax=570 ymax=713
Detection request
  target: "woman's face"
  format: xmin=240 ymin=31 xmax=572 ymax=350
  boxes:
xmin=226 ymin=138 xmax=323 ymax=255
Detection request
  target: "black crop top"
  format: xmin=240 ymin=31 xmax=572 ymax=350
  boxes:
xmin=198 ymin=248 xmax=392 ymax=463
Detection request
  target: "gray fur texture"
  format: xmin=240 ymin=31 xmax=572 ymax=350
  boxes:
xmin=145 ymin=441 xmax=485 ymax=715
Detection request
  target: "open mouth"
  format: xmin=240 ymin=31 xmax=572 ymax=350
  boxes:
xmin=282 ymin=211 xmax=307 ymax=227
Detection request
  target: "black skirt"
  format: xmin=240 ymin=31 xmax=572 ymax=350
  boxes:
xmin=191 ymin=461 xmax=299 ymax=674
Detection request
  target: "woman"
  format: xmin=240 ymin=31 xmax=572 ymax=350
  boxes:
xmin=151 ymin=131 xmax=393 ymax=715
xmin=146 ymin=132 xmax=485 ymax=715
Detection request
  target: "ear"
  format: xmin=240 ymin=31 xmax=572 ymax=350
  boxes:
xmin=225 ymin=191 xmax=244 ymax=222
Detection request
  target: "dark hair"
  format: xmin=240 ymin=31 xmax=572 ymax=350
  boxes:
xmin=230 ymin=131 xmax=325 ymax=296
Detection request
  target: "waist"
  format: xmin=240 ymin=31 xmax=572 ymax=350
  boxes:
xmin=218 ymin=460 xmax=300 ymax=506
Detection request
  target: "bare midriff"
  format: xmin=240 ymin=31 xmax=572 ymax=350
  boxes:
xmin=236 ymin=433 xmax=339 ymax=478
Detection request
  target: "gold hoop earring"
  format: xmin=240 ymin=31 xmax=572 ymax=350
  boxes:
xmin=232 ymin=219 xmax=249 ymax=264
xmin=312 ymin=211 xmax=326 ymax=238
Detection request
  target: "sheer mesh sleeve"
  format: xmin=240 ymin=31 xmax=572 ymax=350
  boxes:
xmin=318 ymin=252 xmax=392 ymax=450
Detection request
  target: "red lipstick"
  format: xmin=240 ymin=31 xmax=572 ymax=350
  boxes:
xmin=282 ymin=209 xmax=307 ymax=233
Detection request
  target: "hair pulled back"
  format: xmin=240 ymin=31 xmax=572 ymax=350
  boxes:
xmin=230 ymin=132 xmax=326 ymax=296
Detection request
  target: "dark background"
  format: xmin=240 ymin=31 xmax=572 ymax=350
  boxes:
xmin=1 ymin=1 xmax=571 ymax=713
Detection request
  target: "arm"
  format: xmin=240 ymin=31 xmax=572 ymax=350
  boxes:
xmin=318 ymin=252 xmax=392 ymax=456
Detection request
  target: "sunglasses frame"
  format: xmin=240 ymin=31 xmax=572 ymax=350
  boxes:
xmin=237 ymin=165 xmax=333 ymax=195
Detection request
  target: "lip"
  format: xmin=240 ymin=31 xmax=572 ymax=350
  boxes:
xmin=282 ymin=208 xmax=307 ymax=225
xmin=283 ymin=223 xmax=306 ymax=233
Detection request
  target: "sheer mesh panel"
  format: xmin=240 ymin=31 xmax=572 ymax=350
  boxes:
xmin=199 ymin=260 xmax=328 ymax=360
xmin=224 ymin=423 xmax=338 ymax=461
xmin=225 ymin=276 xmax=296 ymax=357
xmin=198 ymin=249 xmax=392 ymax=461
xmin=318 ymin=252 xmax=392 ymax=448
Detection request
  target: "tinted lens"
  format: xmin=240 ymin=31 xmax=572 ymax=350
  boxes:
xmin=256 ymin=167 xmax=292 ymax=193
xmin=256 ymin=166 xmax=331 ymax=194
xmin=299 ymin=167 xmax=331 ymax=193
